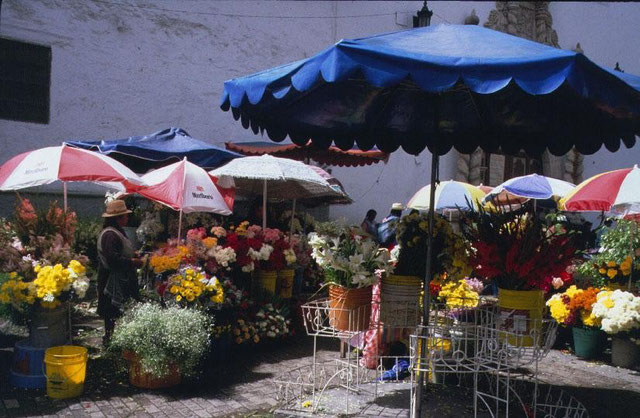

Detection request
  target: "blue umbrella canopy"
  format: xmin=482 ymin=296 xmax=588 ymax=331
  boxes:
xmin=65 ymin=127 xmax=243 ymax=173
xmin=221 ymin=25 xmax=640 ymax=156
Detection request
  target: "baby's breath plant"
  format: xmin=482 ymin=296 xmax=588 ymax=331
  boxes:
xmin=109 ymin=303 xmax=213 ymax=378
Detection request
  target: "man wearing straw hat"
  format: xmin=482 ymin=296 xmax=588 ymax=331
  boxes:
xmin=97 ymin=200 xmax=144 ymax=345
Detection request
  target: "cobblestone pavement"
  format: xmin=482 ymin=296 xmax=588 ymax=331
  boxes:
xmin=2 ymin=326 xmax=640 ymax=417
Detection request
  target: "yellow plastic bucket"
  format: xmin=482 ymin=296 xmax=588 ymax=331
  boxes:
xmin=44 ymin=345 xmax=87 ymax=399
xmin=257 ymin=270 xmax=277 ymax=294
xmin=277 ymin=269 xmax=295 ymax=298
xmin=497 ymin=289 xmax=544 ymax=347
xmin=385 ymin=274 xmax=423 ymax=287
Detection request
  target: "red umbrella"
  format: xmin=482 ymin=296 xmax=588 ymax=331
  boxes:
xmin=225 ymin=141 xmax=388 ymax=167
xmin=0 ymin=145 xmax=143 ymax=210
xmin=137 ymin=158 xmax=234 ymax=238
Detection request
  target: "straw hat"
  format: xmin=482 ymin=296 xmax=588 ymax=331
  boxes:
xmin=391 ymin=202 xmax=404 ymax=211
xmin=102 ymin=200 xmax=132 ymax=217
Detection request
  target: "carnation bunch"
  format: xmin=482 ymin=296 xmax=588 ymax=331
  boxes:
xmin=149 ymin=245 xmax=190 ymax=274
xmin=591 ymin=290 xmax=640 ymax=334
xmin=255 ymin=303 xmax=291 ymax=339
xmin=232 ymin=318 xmax=260 ymax=345
xmin=546 ymin=286 xmax=601 ymax=327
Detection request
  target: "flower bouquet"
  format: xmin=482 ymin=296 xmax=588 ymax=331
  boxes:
xmin=591 ymin=289 xmax=640 ymax=367
xmin=255 ymin=303 xmax=291 ymax=340
xmin=165 ymin=265 xmax=224 ymax=308
xmin=462 ymin=207 xmax=580 ymax=344
xmin=546 ymin=286 xmax=604 ymax=358
xmin=309 ymin=225 xmax=393 ymax=331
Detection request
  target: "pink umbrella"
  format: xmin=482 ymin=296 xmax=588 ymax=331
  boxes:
xmin=0 ymin=145 xmax=143 ymax=210
xmin=136 ymin=158 xmax=234 ymax=238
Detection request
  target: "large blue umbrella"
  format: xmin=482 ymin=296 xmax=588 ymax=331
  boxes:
xmin=221 ymin=25 xmax=639 ymax=156
xmin=65 ymin=127 xmax=243 ymax=173
xmin=219 ymin=24 xmax=640 ymax=415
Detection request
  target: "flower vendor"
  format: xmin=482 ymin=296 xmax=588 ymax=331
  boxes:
xmin=97 ymin=200 xmax=145 ymax=345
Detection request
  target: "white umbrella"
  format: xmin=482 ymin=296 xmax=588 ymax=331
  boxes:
xmin=210 ymin=155 xmax=341 ymax=229
xmin=0 ymin=144 xmax=142 ymax=211
xmin=137 ymin=158 xmax=234 ymax=238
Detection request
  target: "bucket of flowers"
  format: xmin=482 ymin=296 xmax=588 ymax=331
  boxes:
xmin=462 ymin=207 xmax=580 ymax=346
xmin=110 ymin=302 xmax=213 ymax=389
xmin=591 ymin=289 xmax=640 ymax=368
xmin=309 ymin=224 xmax=393 ymax=332
xmin=546 ymin=286 xmax=604 ymax=359
xmin=0 ymin=199 xmax=90 ymax=348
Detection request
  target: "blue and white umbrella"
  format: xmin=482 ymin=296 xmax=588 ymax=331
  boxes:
xmin=482 ymin=174 xmax=575 ymax=204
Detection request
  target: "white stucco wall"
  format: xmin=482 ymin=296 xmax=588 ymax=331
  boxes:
xmin=0 ymin=1 xmax=638 ymax=222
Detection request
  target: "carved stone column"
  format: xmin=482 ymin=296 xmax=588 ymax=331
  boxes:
xmin=456 ymin=2 xmax=583 ymax=185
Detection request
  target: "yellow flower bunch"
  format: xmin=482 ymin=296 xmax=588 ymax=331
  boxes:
xmin=546 ymin=294 xmax=570 ymax=324
xmin=168 ymin=266 xmax=209 ymax=303
xmin=438 ymin=279 xmax=479 ymax=308
xmin=150 ymin=245 xmax=190 ymax=274
xmin=0 ymin=260 xmax=88 ymax=309
xmin=209 ymin=277 xmax=224 ymax=304
xmin=234 ymin=221 xmax=250 ymax=237
xmin=0 ymin=272 xmax=34 ymax=305
xmin=32 ymin=264 xmax=73 ymax=308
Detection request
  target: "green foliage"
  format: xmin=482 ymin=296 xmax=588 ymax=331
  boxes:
xmin=74 ymin=220 xmax=101 ymax=267
xmin=576 ymin=219 xmax=640 ymax=287
xmin=599 ymin=220 xmax=640 ymax=261
xmin=109 ymin=303 xmax=213 ymax=378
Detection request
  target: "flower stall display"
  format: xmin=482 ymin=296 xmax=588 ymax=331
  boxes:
xmin=591 ymin=289 xmax=640 ymax=367
xmin=546 ymin=286 xmax=604 ymax=358
xmin=462 ymin=208 xmax=579 ymax=345
xmin=109 ymin=303 xmax=213 ymax=388
xmin=1 ymin=199 xmax=92 ymax=349
xmin=309 ymin=225 xmax=393 ymax=331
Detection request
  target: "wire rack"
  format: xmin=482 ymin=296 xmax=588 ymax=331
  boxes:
xmin=301 ymin=298 xmax=371 ymax=338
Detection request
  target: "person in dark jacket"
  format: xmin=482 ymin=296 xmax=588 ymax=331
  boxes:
xmin=378 ymin=203 xmax=403 ymax=248
xmin=97 ymin=200 xmax=144 ymax=345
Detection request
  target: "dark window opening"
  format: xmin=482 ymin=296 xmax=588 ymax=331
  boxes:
xmin=0 ymin=37 xmax=51 ymax=124
xmin=482 ymin=150 xmax=543 ymax=186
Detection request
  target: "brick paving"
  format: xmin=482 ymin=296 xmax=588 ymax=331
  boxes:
xmin=2 ymin=324 xmax=640 ymax=417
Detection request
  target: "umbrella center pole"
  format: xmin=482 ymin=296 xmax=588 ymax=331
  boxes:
xmin=263 ymin=179 xmax=267 ymax=230
xmin=412 ymin=151 xmax=439 ymax=418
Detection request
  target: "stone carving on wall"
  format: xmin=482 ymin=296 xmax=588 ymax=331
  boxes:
xmin=457 ymin=1 xmax=583 ymax=185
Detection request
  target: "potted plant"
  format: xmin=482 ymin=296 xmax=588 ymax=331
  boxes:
xmin=576 ymin=219 xmax=640 ymax=291
xmin=462 ymin=208 xmax=579 ymax=345
xmin=309 ymin=225 xmax=393 ymax=331
xmin=591 ymin=289 xmax=640 ymax=368
xmin=109 ymin=303 xmax=213 ymax=388
xmin=546 ymin=286 xmax=605 ymax=359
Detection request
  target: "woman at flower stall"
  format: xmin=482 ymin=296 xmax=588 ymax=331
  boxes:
xmin=97 ymin=200 xmax=144 ymax=345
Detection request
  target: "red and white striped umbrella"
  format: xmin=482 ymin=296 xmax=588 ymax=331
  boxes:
xmin=561 ymin=165 xmax=640 ymax=216
xmin=137 ymin=158 xmax=234 ymax=237
xmin=0 ymin=145 xmax=142 ymax=191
